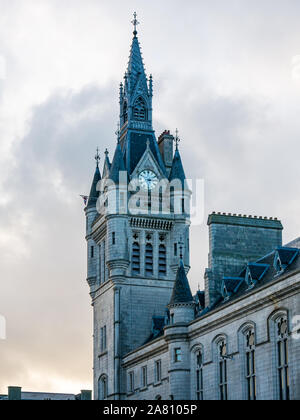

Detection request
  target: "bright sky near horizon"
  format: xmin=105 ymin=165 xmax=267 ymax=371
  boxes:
xmin=0 ymin=0 xmax=299 ymax=394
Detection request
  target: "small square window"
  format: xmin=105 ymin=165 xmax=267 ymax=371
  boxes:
xmin=175 ymin=348 xmax=182 ymax=363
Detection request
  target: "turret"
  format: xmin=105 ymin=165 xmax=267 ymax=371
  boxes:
xmin=165 ymin=261 xmax=195 ymax=400
xmin=85 ymin=150 xmax=101 ymax=289
xmin=169 ymin=136 xmax=191 ymax=271
xmin=106 ymin=141 xmax=130 ymax=277
xmin=168 ymin=261 xmax=195 ymax=324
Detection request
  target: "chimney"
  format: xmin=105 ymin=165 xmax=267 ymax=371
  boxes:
xmin=8 ymin=386 xmax=22 ymax=400
xmin=80 ymin=390 xmax=92 ymax=400
xmin=158 ymin=130 xmax=174 ymax=176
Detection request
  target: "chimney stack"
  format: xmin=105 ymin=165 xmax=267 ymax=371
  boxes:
xmin=158 ymin=130 xmax=174 ymax=176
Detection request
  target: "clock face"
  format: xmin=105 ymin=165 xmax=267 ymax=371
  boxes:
xmin=139 ymin=170 xmax=158 ymax=191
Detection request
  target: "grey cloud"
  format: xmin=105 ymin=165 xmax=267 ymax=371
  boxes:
xmin=1 ymin=0 xmax=300 ymax=394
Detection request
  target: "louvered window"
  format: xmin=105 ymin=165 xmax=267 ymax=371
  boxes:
xmin=145 ymin=243 xmax=153 ymax=275
xmin=159 ymin=245 xmax=167 ymax=276
xmin=132 ymin=242 xmax=140 ymax=274
xmin=133 ymin=97 xmax=147 ymax=121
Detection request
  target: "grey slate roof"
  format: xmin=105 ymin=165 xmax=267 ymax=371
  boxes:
xmin=223 ymin=277 xmax=244 ymax=294
xmin=169 ymin=149 xmax=186 ymax=187
xmin=198 ymin=243 xmax=300 ymax=318
xmin=87 ymin=166 xmax=101 ymax=208
xmin=102 ymin=153 xmax=111 ymax=178
xmin=109 ymin=142 xmax=126 ymax=183
xmin=169 ymin=261 xmax=193 ymax=305
xmin=123 ymin=131 xmax=167 ymax=176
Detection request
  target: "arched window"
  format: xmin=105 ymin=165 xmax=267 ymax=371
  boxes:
xmin=123 ymin=101 xmax=128 ymax=125
xmin=133 ymin=97 xmax=147 ymax=121
xmin=218 ymin=340 xmax=228 ymax=401
xmin=196 ymin=350 xmax=204 ymax=400
xmin=276 ymin=316 xmax=289 ymax=400
xmin=170 ymin=186 xmax=174 ymax=214
xmin=98 ymin=375 xmax=108 ymax=400
xmin=145 ymin=243 xmax=153 ymax=275
xmin=245 ymin=329 xmax=256 ymax=400
xmin=132 ymin=242 xmax=140 ymax=274
xmin=159 ymin=245 xmax=167 ymax=276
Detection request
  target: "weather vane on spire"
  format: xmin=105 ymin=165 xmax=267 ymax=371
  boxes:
xmin=175 ymin=129 xmax=181 ymax=150
xmin=95 ymin=147 xmax=101 ymax=167
xmin=131 ymin=12 xmax=140 ymax=36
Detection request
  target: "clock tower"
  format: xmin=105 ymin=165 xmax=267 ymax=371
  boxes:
xmin=85 ymin=14 xmax=191 ymax=400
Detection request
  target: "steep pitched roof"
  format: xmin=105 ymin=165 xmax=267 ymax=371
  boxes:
xmin=123 ymin=132 xmax=167 ymax=176
xmin=102 ymin=150 xmax=111 ymax=178
xmin=127 ymin=35 xmax=148 ymax=93
xmin=87 ymin=165 xmax=101 ymax=208
xmin=169 ymin=149 xmax=186 ymax=187
xmin=109 ymin=142 xmax=126 ymax=184
xmin=169 ymin=261 xmax=193 ymax=305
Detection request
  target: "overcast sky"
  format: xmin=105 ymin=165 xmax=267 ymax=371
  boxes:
xmin=0 ymin=0 xmax=299 ymax=394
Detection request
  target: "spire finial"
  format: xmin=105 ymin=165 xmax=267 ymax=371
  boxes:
xmin=95 ymin=147 xmax=100 ymax=167
xmin=105 ymin=148 xmax=109 ymax=157
xmin=174 ymin=129 xmax=181 ymax=150
xmin=131 ymin=12 xmax=140 ymax=37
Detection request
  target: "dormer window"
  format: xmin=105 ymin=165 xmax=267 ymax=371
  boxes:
xmin=222 ymin=277 xmax=244 ymax=300
xmin=246 ymin=270 xmax=256 ymax=289
xmin=274 ymin=247 xmax=299 ymax=275
xmin=245 ymin=263 xmax=270 ymax=289
xmin=275 ymin=257 xmax=283 ymax=273
xmin=133 ymin=97 xmax=147 ymax=121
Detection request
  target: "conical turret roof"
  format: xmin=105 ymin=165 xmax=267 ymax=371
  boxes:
xmin=87 ymin=165 xmax=101 ymax=208
xmin=169 ymin=149 xmax=186 ymax=187
xmin=109 ymin=142 xmax=126 ymax=184
xmin=169 ymin=261 xmax=193 ymax=306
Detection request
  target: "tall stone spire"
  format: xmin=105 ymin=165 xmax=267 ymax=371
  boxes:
xmin=117 ymin=13 xmax=167 ymax=177
xmin=127 ymin=32 xmax=147 ymax=92
xmin=120 ymin=13 xmax=153 ymax=134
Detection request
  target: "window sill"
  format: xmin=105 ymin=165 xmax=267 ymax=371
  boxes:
xmin=127 ymin=392 xmax=135 ymax=397
xmin=98 ymin=351 xmax=108 ymax=358
xmin=153 ymin=381 xmax=162 ymax=388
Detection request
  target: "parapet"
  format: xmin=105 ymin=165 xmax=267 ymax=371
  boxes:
xmin=208 ymin=212 xmax=283 ymax=230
